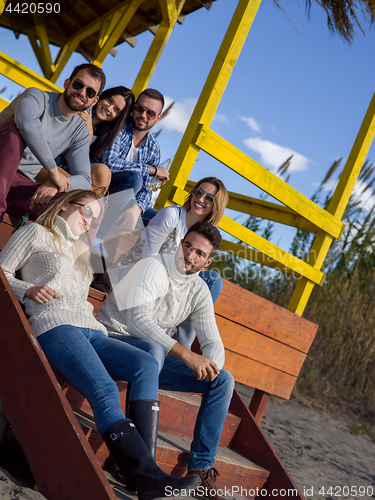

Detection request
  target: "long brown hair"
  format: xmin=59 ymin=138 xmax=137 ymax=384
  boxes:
xmin=36 ymin=190 xmax=100 ymax=278
xmin=90 ymin=86 xmax=135 ymax=160
xmin=182 ymin=177 xmax=228 ymax=226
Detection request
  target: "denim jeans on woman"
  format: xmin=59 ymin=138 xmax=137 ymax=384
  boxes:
xmin=38 ymin=325 xmax=159 ymax=435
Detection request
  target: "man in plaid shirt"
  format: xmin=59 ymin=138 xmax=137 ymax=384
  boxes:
xmin=91 ymin=89 xmax=169 ymax=256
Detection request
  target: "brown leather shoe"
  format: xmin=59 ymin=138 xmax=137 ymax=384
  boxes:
xmin=186 ymin=468 xmax=225 ymax=500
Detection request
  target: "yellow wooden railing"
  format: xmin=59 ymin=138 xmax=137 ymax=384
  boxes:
xmin=154 ymin=0 xmax=375 ymax=316
xmin=0 ymin=0 xmax=374 ymax=318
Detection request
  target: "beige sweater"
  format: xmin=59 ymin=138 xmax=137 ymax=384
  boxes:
xmin=0 ymin=217 xmax=107 ymax=337
xmin=99 ymin=253 xmax=225 ymax=369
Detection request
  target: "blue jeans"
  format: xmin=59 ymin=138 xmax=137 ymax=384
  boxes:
xmin=109 ymin=170 xmax=143 ymax=195
xmin=38 ymin=326 xmax=159 ymax=435
xmin=107 ymin=333 xmax=234 ymax=470
xmin=199 ymin=270 xmax=223 ymax=305
xmin=109 ymin=334 xmax=166 ymax=375
xmin=159 ymin=358 xmax=234 ymax=470
xmin=142 ymin=207 xmax=158 ymax=227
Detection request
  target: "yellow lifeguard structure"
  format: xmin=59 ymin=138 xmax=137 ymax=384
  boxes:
xmin=0 ymin=0 xmax=373 ymax=320
xmin=0 ymin=1 xmax=374 ymax=498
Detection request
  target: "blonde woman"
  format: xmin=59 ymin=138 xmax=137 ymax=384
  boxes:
xmin=116 ymin=176 xmax=228 ymax=303
xmin=0 ymin=189 xmax=199 ymax=498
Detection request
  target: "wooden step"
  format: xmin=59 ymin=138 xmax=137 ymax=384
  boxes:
xmin=155 ymin=431 xmax=269 ymax=499
xmin=73 ymin=408 xmax=269 ymax=500
xmin=158 ymin=389 xmax=241 ymax=446
xmin=63 ymin=382 xmax=241 ymax=448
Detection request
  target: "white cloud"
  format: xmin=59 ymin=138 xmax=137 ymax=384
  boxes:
xmin=239 ymin=115 xmax=261 ymax=132
xmin=213 ymin=113 xmax=229 ymax=124
xmin=244 ymin=137 xmax=311 ymax=172
xmin=160 ymin=96 xmax=197 ymax=133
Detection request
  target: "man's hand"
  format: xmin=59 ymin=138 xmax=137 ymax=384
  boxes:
xmin=155 ymin=166 xmax=169 ymax=186
xmin=115 ymin=204 xmax=142 ymax=231
xmin=29 ymin=180 xmax=59 ymax=209
xmin=169 ymin=343 xmax=220 ymax=381
xmin=48 ymin=166 xmax=71 ymax=193
xmin=25 ymin=285 xmax=58 ymax=304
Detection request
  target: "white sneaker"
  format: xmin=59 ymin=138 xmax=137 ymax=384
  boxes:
xmin=91 ymin=237 xmax=108 ymax=259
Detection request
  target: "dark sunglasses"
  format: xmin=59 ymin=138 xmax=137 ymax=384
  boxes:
xmin=133 ymin=103 xmax=158 ymax=120
xmin=192 ymin=188 xmax=215 ymax=205
xmin=72 ymin=202 xmax=100 ymax=228
xmin=71 ymin=79 xmax=97 ymax=99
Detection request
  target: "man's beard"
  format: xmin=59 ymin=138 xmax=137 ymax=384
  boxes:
xmin=132 ymin=116 xmax=152 ymax=132
xmin=63 ymin=91 xmax=89 ymax=112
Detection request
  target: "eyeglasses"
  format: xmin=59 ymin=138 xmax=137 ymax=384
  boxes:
xmin=71 ymin=79 xmax=97 ymax=99
xmin=133 ymin=103 xmax=158 ymax=120
xmin=72 ymin=202 xmax=100 ymax=228
xmin=192 ymin=188 xmax=215 ymax=205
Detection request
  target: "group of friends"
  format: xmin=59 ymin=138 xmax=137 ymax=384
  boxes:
xmin=0 ymin=63 xmax=235 ymax=500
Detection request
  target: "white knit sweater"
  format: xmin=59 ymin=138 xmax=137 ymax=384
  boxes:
xmin=99 ymin=253 xmax=225 ymax=369
xmin=0 ymin=217 xmax=107 ymax=337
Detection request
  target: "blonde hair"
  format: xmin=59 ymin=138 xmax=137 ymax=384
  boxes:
xmin=182 ymin=177 xmax=228 ymax=226
xmin=36 ymin=189 xmax=100 ymax=278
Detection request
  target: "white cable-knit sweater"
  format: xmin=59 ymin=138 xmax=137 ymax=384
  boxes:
xmin=99 ymin=253 xmax=225 ymax=370
xmin=0 ymin=216 xmax=107 ymax=337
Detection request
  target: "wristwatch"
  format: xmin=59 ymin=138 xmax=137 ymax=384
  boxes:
xmin=150 ymin=166 xmax=157 ymax=176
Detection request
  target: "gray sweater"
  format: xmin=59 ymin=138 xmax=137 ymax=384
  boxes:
xmin=99 ymin=253 xmax=225 ymax=369
xmin=0 ymin=87 xmax=91 ymax=189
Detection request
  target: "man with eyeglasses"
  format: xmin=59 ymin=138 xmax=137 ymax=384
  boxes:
xmin=90 ymin=89 xmax=169 ymax=248
xmin=0 ymin=63 xmax=106 ymax=222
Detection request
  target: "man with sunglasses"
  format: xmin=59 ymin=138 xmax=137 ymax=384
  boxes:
xmin=99 ymin=221 xmax=234 ymax=500
xmin=0 ymin=63 xmax=106 ymax=222
xmin=91 ymin=88 xmax=169 ymax=239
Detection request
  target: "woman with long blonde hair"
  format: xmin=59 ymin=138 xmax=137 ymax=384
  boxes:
xmin=0 ymin=189 xmax=199 ymax=498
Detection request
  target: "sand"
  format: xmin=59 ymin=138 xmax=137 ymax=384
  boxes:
xmin=0 ymin=385 xmax=374 ymax=500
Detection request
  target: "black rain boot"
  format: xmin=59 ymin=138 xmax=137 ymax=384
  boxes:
xmin=103 ymin=419 xmax=201 ymax=500
xmin=122 ymin=400 xmax=160 ymax=491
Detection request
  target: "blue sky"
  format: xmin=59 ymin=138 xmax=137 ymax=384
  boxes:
xmin=1 ymin=0 xmax=374 ymax=249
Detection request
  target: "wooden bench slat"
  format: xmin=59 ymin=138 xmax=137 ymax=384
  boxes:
xmin=217 ymin=316 xmax=306 ymax=377
xmin=224 ymin=350 xmax=297 ymax=400
xmin=216 ymin=280 xmax=318 ymax=353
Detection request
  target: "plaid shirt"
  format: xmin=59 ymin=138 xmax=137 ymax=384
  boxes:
xmin=92 ymin=122 xmax=161 ymax=213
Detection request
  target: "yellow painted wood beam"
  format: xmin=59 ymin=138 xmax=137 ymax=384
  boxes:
xmin=219 ymin=239 xmax=319 ymax=281
xmin=288 ymin=91 xmax=375 ymax=316
xmin=218 ymin=215 xmax=325 ymax=285
xmin=132 ymin=0 xmax=187 ymax=97
xmin=50 ymin=40 xmax=80 ymax=83
xmin=194 ymin=124 xmax=345 ymax=240
xmin=0 ymin=96 xmax=9 ymax=111
xmin=155 ymin=0 xmax=262 ymax=210
xmin=65 ymin=0 xmax=136 ymax=44
xmin=0 ymin=51 xmax=61 ymax=91
xmin=96 ymin=11 xmax=122 ymax=54
xmin=26 ymin=21 xmax=54 ymax=80
xmin=184 ymin=180 xmax=321 ymax=233
xmin=92 ymin=0 xmax=144 ymax=66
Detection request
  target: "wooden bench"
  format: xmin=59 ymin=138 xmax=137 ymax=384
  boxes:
xmin=0 ymin=214 xmax=318 ymax=499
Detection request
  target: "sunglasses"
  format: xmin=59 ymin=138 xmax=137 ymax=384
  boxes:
xmin=72 ymin=202 xmax=100 ymax=228
xmin=133 ymin=103 xmax=158 ymax=120
xmin=192 ymin=188 xmax=215 ymax=205
xmin=71 ymin=79 xmax=97 ymax=99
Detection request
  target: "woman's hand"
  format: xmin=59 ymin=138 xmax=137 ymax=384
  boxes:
xmin=25 ymin=285 xmax=58 ymax=304
xmin=78 ymin=109 xmax=94 ymax=142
